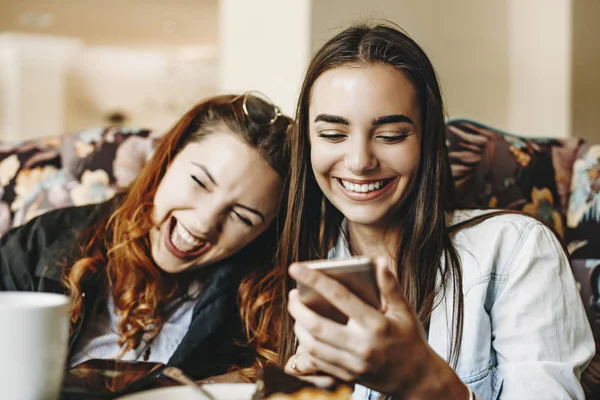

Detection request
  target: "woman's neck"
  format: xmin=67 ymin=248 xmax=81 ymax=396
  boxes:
xmin=346 ymin=221 xmax=399 ymax=266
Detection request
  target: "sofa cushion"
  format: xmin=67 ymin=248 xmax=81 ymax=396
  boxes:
xmin=446 ymin=119 xmax=582 ymax=237
xmin=567 ymin=144 xmax=600 ymax=346
xmin=9 ymin=127 xmax=161 ymax=231
xmin=60 ymin=127 xmax=159 ymax=187
xmin=571 ymin=259 xmax=600 ymax=345
xmin=567 ymin=144 xmax=600 ymax=258
xmin=0 ymin=137 xmax=62 ymax=235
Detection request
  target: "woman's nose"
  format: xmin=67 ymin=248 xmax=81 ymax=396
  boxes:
xmin=345 ymin=139 xmax=377 ymax=174
xmin=194 ymin=206 xmax=224 ymax=241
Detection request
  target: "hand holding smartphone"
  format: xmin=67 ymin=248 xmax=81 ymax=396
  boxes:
xmin=296 ymin=256 xmax=381 ymax=324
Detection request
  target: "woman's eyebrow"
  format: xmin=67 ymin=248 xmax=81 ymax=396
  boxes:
xmin=314 ymin=114 xmax=413 ymax=126
xmin=371 ymin=114 xmax=414 ymax=126
xmin=314 ymin=114 xmax=350 ymax=125
xmin=191 ymin=162 xmax=218 ymax=186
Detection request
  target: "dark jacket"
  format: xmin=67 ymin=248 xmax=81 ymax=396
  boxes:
xmin=0 ymin=198 xmax=254 ymax=380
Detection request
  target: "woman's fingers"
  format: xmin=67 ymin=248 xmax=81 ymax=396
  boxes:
xmin=289 ymin=289 xmax=382 ymax=362
xmin=294 ymin=374 xmax=337 ymax=388
xmin=284 ymin=351 xmax=319 ymax=376
xmin=284 ymin=352 xmax=337 ymax=388
xmin=294 ymin=321 xmax=369 ymax=376
xmin=286 ymin=258 xmax=435 ymax=395
xmin=287 ymin=350 xmax=355 ymax=382
xmin=374 ymin=258 xmax=426 ymax=342
xmin=289 ymin=263 xmax=380 ymax=325
xmin=374 ymin=257 xmax=412 ymax=318
xmin=288 ymin=289 xmax=350 ymax=348
xmin=300 ymin=354 xmax=356 ymax=382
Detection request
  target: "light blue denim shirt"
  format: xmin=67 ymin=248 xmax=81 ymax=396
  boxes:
xmin=329 ymin=210 xmax=595 ymax=400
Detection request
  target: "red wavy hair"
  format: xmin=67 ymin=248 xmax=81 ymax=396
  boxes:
xmin=62 ymin=94 xmax=291 ymax=366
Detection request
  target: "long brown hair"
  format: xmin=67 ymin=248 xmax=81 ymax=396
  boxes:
xmin=62 ymin=94 xmax=292 ymax=360
xmin=244 ymin=22 xmax=466 ymax=369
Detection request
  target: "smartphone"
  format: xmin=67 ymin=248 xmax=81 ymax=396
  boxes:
xmin=61 ymin=359 xmax=173 ymax=399
xmin=296 ymin=256 xmax=380 ymax=324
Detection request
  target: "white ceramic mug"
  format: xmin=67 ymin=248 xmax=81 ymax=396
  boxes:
xmin=0 ymin=292 xmax=70 ymax=400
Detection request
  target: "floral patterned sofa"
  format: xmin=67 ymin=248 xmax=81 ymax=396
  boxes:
xmin=447 ymin=120 xmax=600 ymax=394
xmin=0 ymin=126 xmax=159 ymax=236
xmin=446 ymin=120 xmax=600 ymax=330
xmin=0 ymin=122 xmax=599 ymax=392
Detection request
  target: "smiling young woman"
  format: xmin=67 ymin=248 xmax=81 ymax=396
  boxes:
xmin=308 ymin=63 xmax=422 ymax=228
xmin=245 ymin=22 xmax=595 ymax=399
xmin=0 ymin=93 xmax=292 ymax=380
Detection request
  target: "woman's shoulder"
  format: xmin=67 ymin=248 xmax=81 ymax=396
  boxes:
xmin=0 ymin=197 xmax=122 ymax=291
xmin=447 ymin=209 xmax=564 ymax=277
xmin=447 ymin=208 xmax=559 ymax=246
xmin=448 ymin=208 xmax=548 ymax=236
xmin=0 ymin=196 xmax=121 ymax=256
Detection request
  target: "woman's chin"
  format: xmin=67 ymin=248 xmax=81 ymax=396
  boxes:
xmin=153 ymin=255 xmax=187 ymax=274
xmin=150 ymin=247 xmax=190 ymax=274
xmin=153 ymin=250 xmax=224 ymax=274
xmin=340 ymin=207 xmax=389 ymax=228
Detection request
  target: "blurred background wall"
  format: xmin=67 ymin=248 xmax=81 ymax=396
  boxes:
xmin=0 ymin=0 xmax=598 ymax=142
xmin=0 ymin=0 xmax=219 ymax=141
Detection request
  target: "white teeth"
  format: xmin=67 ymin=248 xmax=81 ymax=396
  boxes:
xmin=177 ymin=222 xmax=202 ymax=246
xmin=171 ymin=220 xmax=204 ymax=253
xmin=341 ymin=179 xmax=388 ymax=193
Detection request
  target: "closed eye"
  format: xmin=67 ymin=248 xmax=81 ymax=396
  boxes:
xmin=376 ymin=133 xmax=410 ymax=143
xmin=191 ymin=175 xmax=207 ymax=189
xmin=232 ymin=211 xmax=253 ymax=227
xmin=318 ymin=132 xmax=346 ymax=142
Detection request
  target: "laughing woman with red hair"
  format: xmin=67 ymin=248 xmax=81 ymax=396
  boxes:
xmin=0 ymin=93 xmax=291 ymax=380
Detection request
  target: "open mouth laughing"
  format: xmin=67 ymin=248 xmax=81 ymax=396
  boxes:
xmin=163 ymin=216 xmax=212 ymax=260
